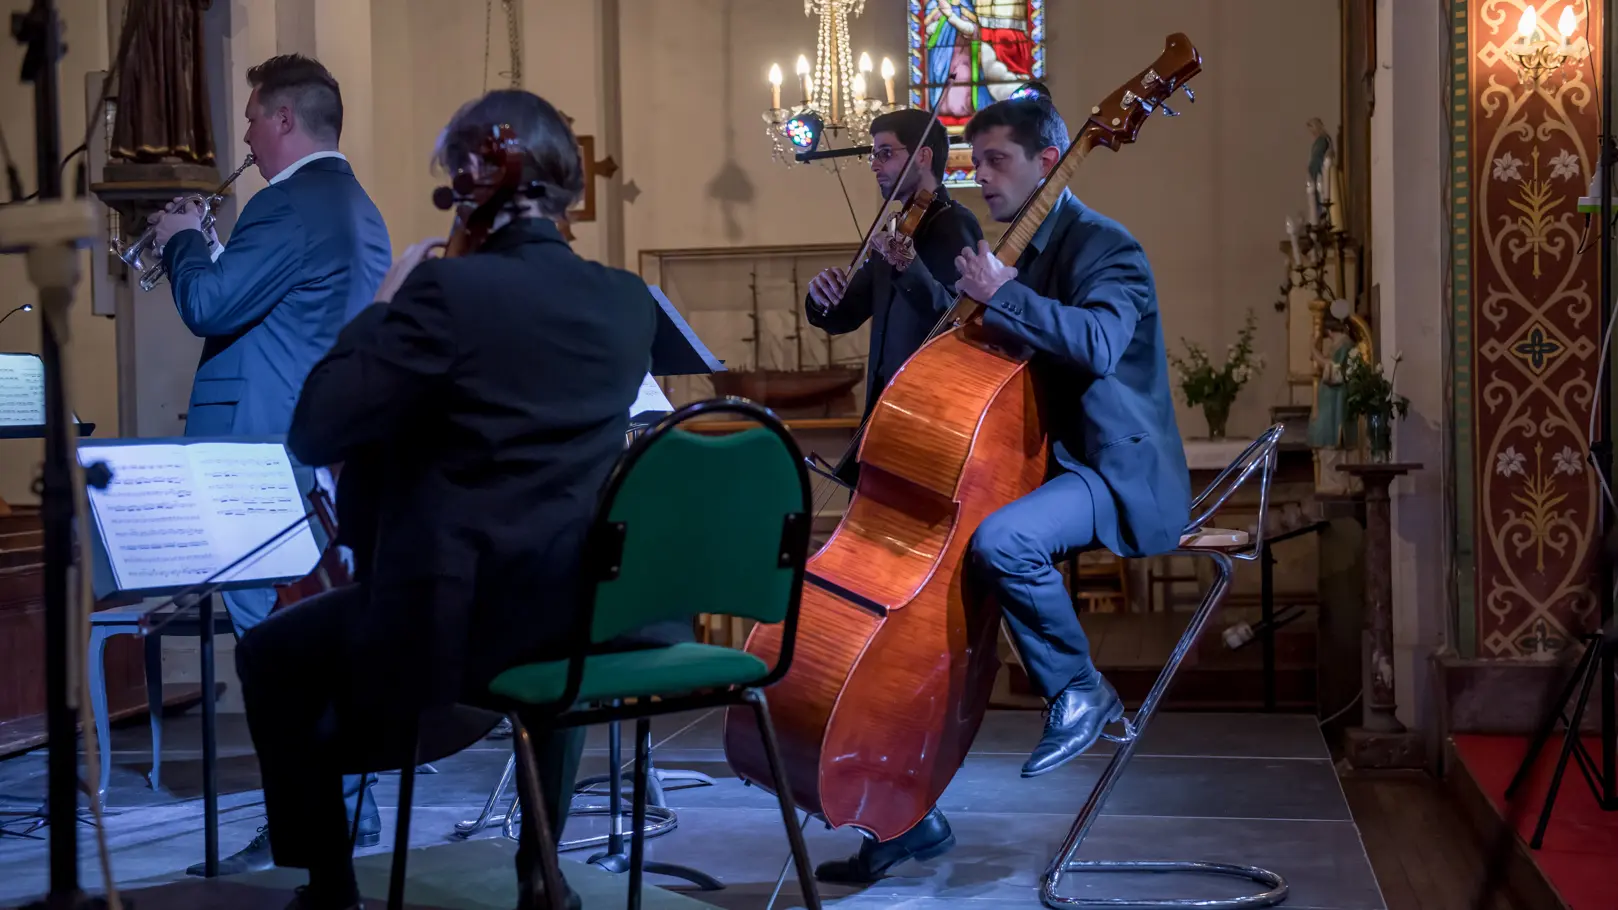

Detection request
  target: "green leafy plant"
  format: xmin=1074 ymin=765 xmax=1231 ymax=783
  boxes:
xmin=1168 ymin=309 xmax=1264 ymax=410
xmin=1343 ymin=351 xmax=1410 ymax=421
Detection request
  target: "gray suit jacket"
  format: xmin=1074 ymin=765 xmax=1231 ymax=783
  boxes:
xmin=980 ymin=190 xmax=1191 ymax=558
xmin=163 ymin=157 xmax=392 ymax=437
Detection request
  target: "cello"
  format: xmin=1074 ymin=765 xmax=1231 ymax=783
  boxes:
xmin=272 ymin=124 xmax=528 ymax=608
xmin=722 ymin=36 xmax=1203 ymax=843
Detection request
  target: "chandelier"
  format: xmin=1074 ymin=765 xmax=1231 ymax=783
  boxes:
xmin=1506 ymin=4 xmax=1585 ymax=86
xmin=763 ymin=0 xmax=898 ymax=165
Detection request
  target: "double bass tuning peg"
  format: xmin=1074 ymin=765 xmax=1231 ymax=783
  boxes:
xmin=1159 ymin=104 xmax=1180 ymax=118
xmin=1182 ymin=86 xmax=1196 ymax=103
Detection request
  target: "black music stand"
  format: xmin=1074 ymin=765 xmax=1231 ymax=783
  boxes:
xmin=0 ymin=353 xmax=96 ymax=840
xmin=75 ymin=436 xmax=329 ymax=879
xmin=575 ymin=285 xmax=725 ymax=890
xmin=0 ymin=352 xmax=96 ymax=439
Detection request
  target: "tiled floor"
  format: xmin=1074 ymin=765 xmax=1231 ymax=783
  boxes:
xmin=0 ymin=708 xmax=1386 ymax=909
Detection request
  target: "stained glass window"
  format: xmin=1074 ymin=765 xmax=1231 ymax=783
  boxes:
xmin=907 ymin=0 xmax=1046 ymax=186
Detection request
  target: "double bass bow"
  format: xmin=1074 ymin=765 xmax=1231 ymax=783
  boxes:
xmin=723 ymin=36 xmax=1203 ymax=843
xmin=272 ymin=124 xmax=529 ymax=609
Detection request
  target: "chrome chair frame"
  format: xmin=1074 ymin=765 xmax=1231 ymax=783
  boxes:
xmin=1040 ymin=425 xmax=1290 ymax=910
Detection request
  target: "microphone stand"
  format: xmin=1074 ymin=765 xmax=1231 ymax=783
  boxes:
xmin=0 ymin=1 xmax=111 ymax=906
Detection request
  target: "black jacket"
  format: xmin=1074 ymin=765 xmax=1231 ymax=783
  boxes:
xmin=806 ymin=186 xmax=983 ymax=416
xmin=288 ymin=218 xmax=656 ymax=708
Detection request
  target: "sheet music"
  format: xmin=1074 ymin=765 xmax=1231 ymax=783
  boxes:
xmin=80 ymin=441 xmax=322 ymax=592
xmin=630 ymin=372 xmax=673 ymax=417
xmin=0 ymin=353 xmax=45 ymax=426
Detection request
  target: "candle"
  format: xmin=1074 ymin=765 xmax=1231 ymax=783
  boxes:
xmin=1306 ymin=180 xmax=1318 ymax=224
xmin=769 ymin=63 xmax=782 ymax=110
xmin=796 ymin=54 xmax=811 ymax=105
xmin=881 ymin=57 xmax=896 ymax=104
xmin=1285 ymin=216 xmax=1302 ymax=267
xmin=853 ymin=72 xmax=867 ymax=100
xmin=1319 ymin=155 xmax=1333 ymax=203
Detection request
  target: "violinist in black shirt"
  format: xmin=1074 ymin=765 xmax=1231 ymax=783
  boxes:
xmin=806 ymin=108 xmax=984 ymax=483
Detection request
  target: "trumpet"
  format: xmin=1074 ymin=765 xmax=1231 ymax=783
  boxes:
xmin=114 ymin=154 xmax=256 ymax=292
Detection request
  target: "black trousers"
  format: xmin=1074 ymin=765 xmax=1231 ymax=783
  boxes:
xmin=236 ymin=584 xmax=586 ymax=879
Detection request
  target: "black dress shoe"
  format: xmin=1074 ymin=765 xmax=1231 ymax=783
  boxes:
xmin=185 ymin=819 xmax=382 ymax=878
xmin=187 ymin=824 xmax=274 ymax=876
xmin=1021 ymin=675 xmax=1124 ymax=778
xmin=814 ymin=807 xmax=955 ymax=884
xmin=516 ymin=877 xmax=582 ymax=910
xmin=285 ymin=884 xmax=363 ymax=910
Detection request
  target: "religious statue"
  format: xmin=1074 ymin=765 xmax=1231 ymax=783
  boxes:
xmin=1305 ymin=118 xmax=1345 ymax=232
xmin=109 ymin=0 xmax=215 ymax=166
xmin=924 ymin=0 xmax=1037 ymax=125
xmin=1308 ymin=313 xmax=1360 ymax=492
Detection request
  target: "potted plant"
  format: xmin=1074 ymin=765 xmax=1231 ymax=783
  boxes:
xmin=1343 ymin=351 xmax=1409 ymax=462
xmin=1168 ymin=309 xmax=1263 ymax=439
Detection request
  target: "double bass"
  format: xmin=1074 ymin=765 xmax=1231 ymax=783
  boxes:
xmin=723 ymin=37 xmax=1203 ymax=842
xmin=272 ymin=124 xmax=529 ymax=607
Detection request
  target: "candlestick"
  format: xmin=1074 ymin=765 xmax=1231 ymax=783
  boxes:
xmin=796 ymin=54 xmax=811 ymax=105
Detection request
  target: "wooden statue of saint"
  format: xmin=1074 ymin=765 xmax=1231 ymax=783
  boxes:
xmin=110 ymin=0 xmax=215 ymax=165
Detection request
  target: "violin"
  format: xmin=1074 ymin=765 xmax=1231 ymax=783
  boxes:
xmin=723 ymin=36 xmax=1203 ymax=842
xmin=272 ymin=124 xmax=529 ymax=611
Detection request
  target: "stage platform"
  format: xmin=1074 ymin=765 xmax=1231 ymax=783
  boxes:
xmin=1448 ymin=734 xmax=1617 ymax=910
xmin=0 ymin=708 xmax=1385 ymax=908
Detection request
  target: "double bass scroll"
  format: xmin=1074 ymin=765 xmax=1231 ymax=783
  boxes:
xmin=722 ymin=35 xmax=1204 ymax=843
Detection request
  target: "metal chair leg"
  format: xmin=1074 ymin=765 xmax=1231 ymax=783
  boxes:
xmin=745 ymin=688 xmax=822 ymax=910
xmin=510 ymin=714 xmax=570 ymax=910
xmin=454 ymin=752 xmax=517 ymax=838
xmin=1040 ymin=550 xmax=1288 ymax=910
xmin=386 ymin=755 xmax=418 ymax=910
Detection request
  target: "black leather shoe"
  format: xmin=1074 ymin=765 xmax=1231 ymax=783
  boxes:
xmin=814 ymin=807 xmax=955 ymax=884
xmin=286 ymin=884 xmax=363 ymax=910
xmin=516 ymin=878 xmax=582 ymax=910
xmin=186 ymin=824 xmax=273 ymax=876
xmin=1021 ymin=675 xmax=1124 ymax=778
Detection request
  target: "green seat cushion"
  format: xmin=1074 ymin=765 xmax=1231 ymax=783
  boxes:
xmin=487 ymin=642 xmax=770 ymax=706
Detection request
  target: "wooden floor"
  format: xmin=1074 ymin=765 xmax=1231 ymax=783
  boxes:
xmin=1341 ymin=771 xmax=1527 ymax=910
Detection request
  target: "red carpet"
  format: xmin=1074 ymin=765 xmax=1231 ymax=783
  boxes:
xmin=1451 ymin=734 xmax=1617 ymax=910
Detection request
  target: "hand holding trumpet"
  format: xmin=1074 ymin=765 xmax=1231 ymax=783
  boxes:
xmin=148 ymin=196 xmax=214 ymax=252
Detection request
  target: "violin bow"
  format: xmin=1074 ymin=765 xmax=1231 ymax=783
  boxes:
xmin=843 ymin=74 xmax=956 ymax=272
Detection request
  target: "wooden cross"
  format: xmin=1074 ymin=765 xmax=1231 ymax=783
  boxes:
xmin=555 ymin=110 xmax=618 ymax=241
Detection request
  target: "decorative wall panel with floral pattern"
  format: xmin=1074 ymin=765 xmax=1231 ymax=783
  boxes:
xmin=1458 ymin=0 xmax=1603 ymax=658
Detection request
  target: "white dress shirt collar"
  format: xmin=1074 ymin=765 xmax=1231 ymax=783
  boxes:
xmin=269 ymin=150 xmax=348 ymax=185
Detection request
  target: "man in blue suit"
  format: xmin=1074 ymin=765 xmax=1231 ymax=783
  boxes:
xmin=150 ymin=53 xmax=392 ymax=878
xmin=815 ymin=96 xmax=1192 ymax=884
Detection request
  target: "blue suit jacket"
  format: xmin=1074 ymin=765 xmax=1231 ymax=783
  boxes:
xmin=163 ymin=157 xmax=392 ymax=437
xmin=980 ymin=190 xmax=1191 ymax=558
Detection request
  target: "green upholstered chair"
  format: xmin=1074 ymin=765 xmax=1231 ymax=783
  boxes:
xmin=491 ymin=397 xmax=821 ymax=910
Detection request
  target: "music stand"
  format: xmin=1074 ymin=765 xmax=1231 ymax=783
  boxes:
xmin=75 ymin=435 xmax=328 ymax=878
xmin=0 ymin=352 xmax=95 ymax=439
xmin=571 ymin=285 xmax=725 ymax=889
xmin=0 ymin=353 xmax=97 ymax=839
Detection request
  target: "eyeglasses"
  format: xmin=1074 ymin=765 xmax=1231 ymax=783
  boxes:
xmin=870 ymin=146 xmax=909 ymax=164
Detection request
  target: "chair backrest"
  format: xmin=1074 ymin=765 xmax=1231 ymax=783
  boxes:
xmin=582 ymin=397 xmax=813 ymax=646
xmin=1183 ymin=424 xmax=1284 ymax=561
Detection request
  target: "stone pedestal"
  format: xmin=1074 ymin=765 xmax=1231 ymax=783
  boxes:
xmin=1338 ymin=462 xmax=1425 ymax=768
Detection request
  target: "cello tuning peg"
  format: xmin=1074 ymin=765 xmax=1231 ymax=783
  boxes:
xmin=1160 ymin=104 xmax=1180 ymax=117
xmin=1182 ymin=86 xmax=1196 ymax=103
